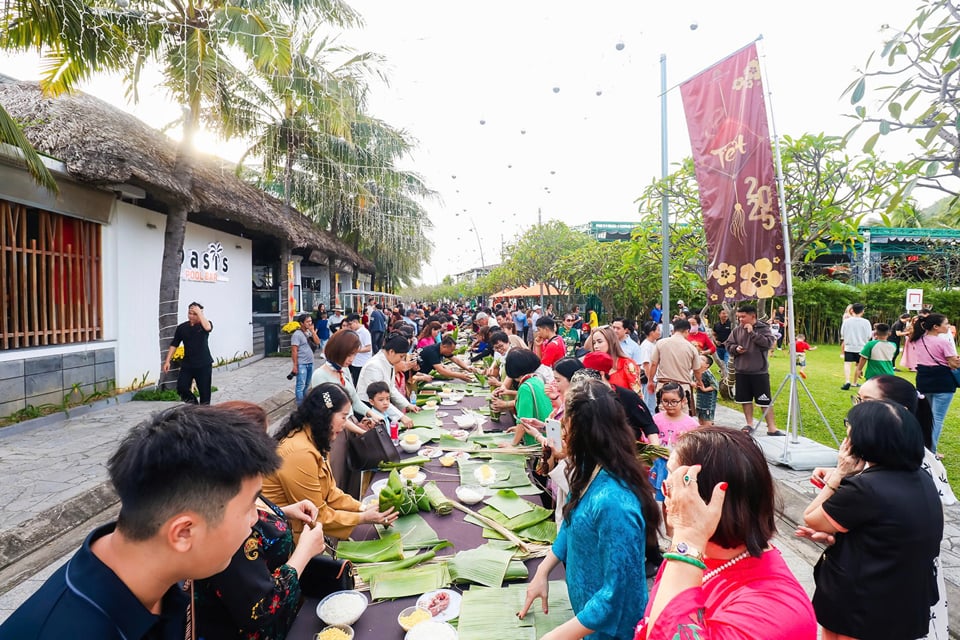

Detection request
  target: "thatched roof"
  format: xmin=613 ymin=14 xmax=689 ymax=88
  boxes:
xmin=0 ymin=78 xmax=373 ymax=272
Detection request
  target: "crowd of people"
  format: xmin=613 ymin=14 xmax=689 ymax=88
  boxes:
xmin=3 ymin=296 xmax=955 ymax=640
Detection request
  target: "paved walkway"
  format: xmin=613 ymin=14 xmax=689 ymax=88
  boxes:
xmin=0 ymin=359 xmax=956 ymax=634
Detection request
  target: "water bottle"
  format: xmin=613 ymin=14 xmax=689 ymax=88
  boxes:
xmin=410 ymin=390 xmax=417 ymax=406
xmin=390 ymin=419 xmax=399 ymax=444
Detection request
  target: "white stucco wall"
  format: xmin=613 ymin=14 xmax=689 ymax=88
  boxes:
xmin=110 ymin=202 xmax=252 ymax=386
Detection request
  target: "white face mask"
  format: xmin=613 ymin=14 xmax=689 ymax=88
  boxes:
xmin=690 ymin=326 xmax=699 ymax=334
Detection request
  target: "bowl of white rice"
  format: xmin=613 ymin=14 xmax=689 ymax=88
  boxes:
xmin=405 ymin=620 xmax=458 ymax=640
xmin=316 ymin=590 xmax=368 ymax=626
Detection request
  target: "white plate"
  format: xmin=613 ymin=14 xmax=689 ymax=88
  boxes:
xmin=447 ymin=450 xmax=471 ymax=461
xmin=435 ymin=411 xmax=449 ymax=418
xmin=418 ymin=446 xmax=444 ymax=458
xmin=369 ymin=478 xmax=388 ymax=496
xmin=448 ymin=429 xmax=469 ymax=441
xmin=439 ymin=399 xmax=458 ymax=406
xmin=416 ymin=589 xmax=462 ymax=622
xmin=402 ymin=472 xmax=426 ymax=486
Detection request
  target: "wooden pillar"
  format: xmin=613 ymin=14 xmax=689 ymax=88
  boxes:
xmin=278 ymin=241 xmax=292 ymax=351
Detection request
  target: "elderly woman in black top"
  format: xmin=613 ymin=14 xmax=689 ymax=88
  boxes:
xmin=803 ymin=401 xmax=943 ymax=640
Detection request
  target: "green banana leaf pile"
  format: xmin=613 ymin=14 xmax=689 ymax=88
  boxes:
xmin=378 ymin=469 xmax=430 ymax=516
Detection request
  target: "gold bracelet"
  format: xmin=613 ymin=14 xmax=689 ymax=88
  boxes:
xmin=825 ymin=483 xmax=839 ymax=491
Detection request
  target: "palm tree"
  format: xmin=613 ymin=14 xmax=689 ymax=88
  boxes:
xmin=224 ymin=29 xmax=435 ymax=290
xmin=1 ymin=0 xmax=361 ymax=383
xmin=0 ymin=104 xmax=57 ymax=191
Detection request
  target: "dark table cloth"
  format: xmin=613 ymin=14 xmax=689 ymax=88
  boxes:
xmin=287 ymin=392 xmax=562 ymax=639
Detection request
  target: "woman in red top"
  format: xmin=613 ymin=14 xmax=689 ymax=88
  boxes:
xmin=686 ymin=315 xmax=717 ymax=355
xmin=591 ymin=326 xmax=642 ymax=394
xmin=635 ymin=427 xmax=816 ymax=639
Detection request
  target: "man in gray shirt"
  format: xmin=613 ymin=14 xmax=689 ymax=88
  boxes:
xmin=840 ymin=302 xmax=872 ymax=390
xmin=291 ymin=314 xmax=320 ymax=404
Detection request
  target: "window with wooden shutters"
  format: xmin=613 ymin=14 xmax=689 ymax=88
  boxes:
xmin=0 ymin=200 xmax=103 ymax=349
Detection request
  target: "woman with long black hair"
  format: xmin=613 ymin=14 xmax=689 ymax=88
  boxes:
xmin=910 ymin=312 xmax=960 ymax=452
xmin=519 ymin=378 xmax=661 ymax=639
xmin=261 ymin=383 xmax=396 ymax=541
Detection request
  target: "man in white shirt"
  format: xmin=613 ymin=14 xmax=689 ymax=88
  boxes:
xmin=612 ymin=317 xmax=643 ymax=364
xmin=529 ymin=305 xmax=542 ymax=345
xmin=345 ymin=313 xmax=372 ymax=386
xmin=840 ymin=302 xmax=872 ymax=390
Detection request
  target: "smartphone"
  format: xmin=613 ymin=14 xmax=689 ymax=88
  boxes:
xmin=545 ymin=419 xmax=562 ymax=450
xmin=810 ymin=477 xmax=825 ymax=489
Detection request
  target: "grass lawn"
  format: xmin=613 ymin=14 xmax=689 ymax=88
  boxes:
xmin=717 ymin=343 xmax=960 ymax=494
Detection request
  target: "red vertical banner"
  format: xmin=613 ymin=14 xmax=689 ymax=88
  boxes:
xmin=680 ymin=43 xmax=786 ymax=304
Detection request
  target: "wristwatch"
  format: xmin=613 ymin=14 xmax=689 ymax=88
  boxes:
xmin=668 ymin=542 xmax=704 ymax=562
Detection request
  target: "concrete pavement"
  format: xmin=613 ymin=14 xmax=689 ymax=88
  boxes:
xmin=0 ymin=360 xmax=954 ymax=634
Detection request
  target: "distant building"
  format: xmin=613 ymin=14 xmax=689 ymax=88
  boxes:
xmin=454 ymin=264 xmax=499 ymax=283
xmin=573 ymin=221 xmax=637 ymax=242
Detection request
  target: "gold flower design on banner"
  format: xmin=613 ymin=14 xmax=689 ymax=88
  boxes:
xmin=711 ymin=262 xmax=737 ymax=286
xmin=740 ymin=258 xmax=783 ymax=298
xmin=724 ymin=286 xmax=737 ymax=299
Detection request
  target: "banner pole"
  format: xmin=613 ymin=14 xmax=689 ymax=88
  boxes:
xmin=660 ymin=53 xmax=671 ymax=338
xmin=756 ymin=38 xmax=801 ymax=449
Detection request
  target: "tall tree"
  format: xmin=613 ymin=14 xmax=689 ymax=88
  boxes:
xmin=1 ymin=0 xmax=360 ymax=383
xmin=223 ymin=31 xmax=435 ymax=290
xmin=499 ymin=220 xmax=589 ymax=292
xmin=844 ymin=0 xmax=960 ymax=203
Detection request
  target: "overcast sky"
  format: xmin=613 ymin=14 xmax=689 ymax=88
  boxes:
xmin=0 ymin=1 xmax=926 ymax=284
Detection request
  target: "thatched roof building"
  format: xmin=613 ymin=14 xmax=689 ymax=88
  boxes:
xmin=0 ymin=78 xmax=373 ymax=272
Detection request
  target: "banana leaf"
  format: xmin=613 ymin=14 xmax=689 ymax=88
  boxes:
xmin=410 ymin=411 xmax=440 ymax=428
xmin=438 ymin=434 xmax=481 ymax=450
xmin=484 ymin=489 xmax=535 ymax=519
xmin=459 ymin=459 xmax=541 ymax=496
xmin=355 ymin=541 xmax=453 ymax=583
xmin=482 ymin=518 xmax=558 ymax=543
xmin=457 ymin=581 xmax=572 ymax=640
xmin=336 ymin=533 xmax=404 ymax=563
xmin=467 ymin=433 xmax=516 ymax=448
xmin=422 ymin=481 xmax=453 ymax=515
xmin=505 ymin=559 xmax=529 ymax=581
xmin=466 ymin=504 xmax=553 ymax=533
xmin=376 ymin=513 xmax=444 ymax=549
xmin=406 ymin=426 xmax=443 ymax=441
xmin=637 ymin=442 xmax=672 ymax=467
xmin=378 ymin=456 xmax=430 ymax=471
xmin=378 ymin=470 xmax=430 ymax=516
xmin=446 ymin=544 xmax=515 ymax=588
xmin=369 ymin=562 xmax=451 ymax=601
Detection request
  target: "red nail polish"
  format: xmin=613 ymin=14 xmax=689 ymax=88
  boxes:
xmin=719 ymin=482 xmax=728 ymax=491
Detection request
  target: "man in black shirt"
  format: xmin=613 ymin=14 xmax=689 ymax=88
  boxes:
xmin=889 ymin=312 xmax=910 ymax=367
xmin=418 ymin=335 xmax=473 ymax=382
xmin=0 ymin=405 xmax=281 ymax=640
xmin=163 ymin=302 xmax=214 ymax=404
xmin=712 ymin=308 xmax=732 ymax=370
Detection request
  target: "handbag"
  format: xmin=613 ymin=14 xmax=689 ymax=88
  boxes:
xmin=919 ymin=337 xmax=960 ymax=388
xmin=346 ymin=423 xmax=399 ymax=470
xmin=298 ymin=554 xmax=355 ymax=599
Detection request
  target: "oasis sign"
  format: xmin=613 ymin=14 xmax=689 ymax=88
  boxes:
xmin=182 ymin=242 xmax=231 ymax=283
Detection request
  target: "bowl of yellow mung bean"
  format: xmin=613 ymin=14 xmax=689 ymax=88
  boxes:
xmin=398 ymin=605 xmax=433 ymax=631
xmin=315 ymin=624 xmax=353 ymax=640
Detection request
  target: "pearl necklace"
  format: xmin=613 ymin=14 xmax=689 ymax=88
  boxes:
xmin=703 ymin=550 xmax=751 ymax=582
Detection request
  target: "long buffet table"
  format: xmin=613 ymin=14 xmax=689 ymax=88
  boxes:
xmin=287 ymin=391 xmax=565 ymax=639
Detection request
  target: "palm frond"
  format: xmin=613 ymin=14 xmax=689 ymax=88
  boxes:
xmin=0 ymin=105 xmax=58 ymax=192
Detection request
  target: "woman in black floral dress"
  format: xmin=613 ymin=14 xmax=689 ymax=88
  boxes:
xmin=194 ymin=402 xmax=326 ymax=640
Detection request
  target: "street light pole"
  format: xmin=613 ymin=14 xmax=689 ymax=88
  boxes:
xmin=660 ymin=53 xmax=671 ymax=337
xmin=468 ymin=216 xmax=485 ymax=268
